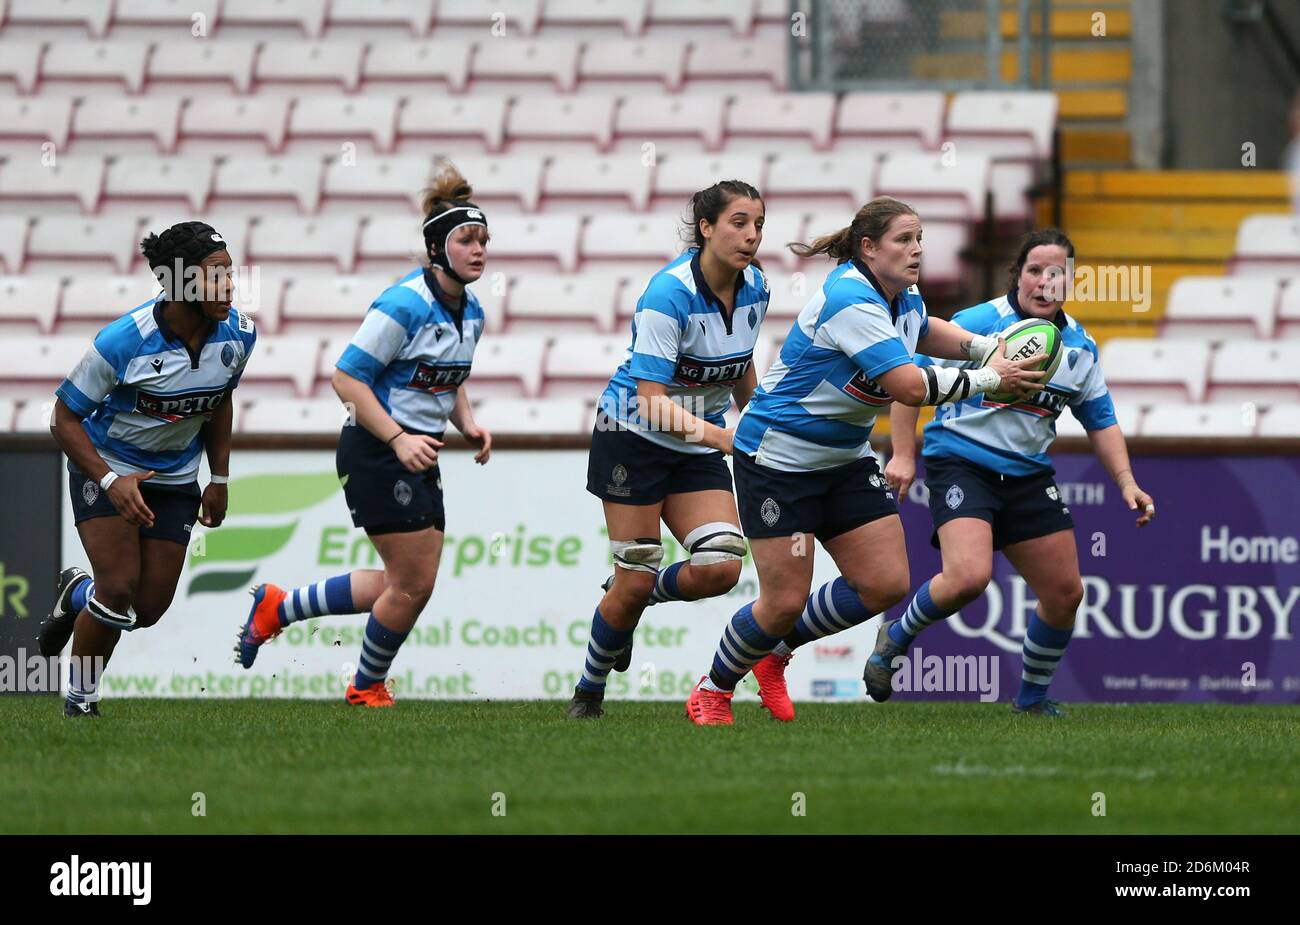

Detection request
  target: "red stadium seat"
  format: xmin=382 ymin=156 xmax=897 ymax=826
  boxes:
xmin=103 ymin=155 xmax=214 ymax=212
xmin=71 ymin=97 xmax=181 ymax=154
xmin=754 ymin=210 xmax=808 ymax=273
xmin=362 ymin=41 xmax=472 ymax=93
xmin=1161 ymin=276 xmax=1280 ymax=340
xmin=0 ymin=275 xmax=60 ymax=333
xmin=761 ymin=271 xmax=817 ymax=323
xmin=0 ymin=156 xmax=104 ymax=212
xmin=0 ymin=98 xmax=72 ymax=150
xmin=148 ymin=41 xmax=256 ymax=94
xmin=356 ymin=215 xmax=424 ymax=266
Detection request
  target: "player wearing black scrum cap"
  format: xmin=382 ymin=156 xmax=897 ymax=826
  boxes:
xmin=235 ymin=161 xmax=493 ymax=708
xmin=40 ymin=221 xmax=255 ymax=716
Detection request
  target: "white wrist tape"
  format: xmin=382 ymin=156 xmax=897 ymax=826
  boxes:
xmin=99 ymin=472 xmax=119 ymax=491
xmin=920 ymin=365 xmax=1002 ymax=406
xmin=967 ymin=333 xmax=999 ymax=366
xmin=209 ymin=474 xmax=229 ymax=484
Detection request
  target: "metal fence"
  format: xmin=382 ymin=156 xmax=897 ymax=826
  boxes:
xmin=789 ymin=0 xmax=1051 ymax=91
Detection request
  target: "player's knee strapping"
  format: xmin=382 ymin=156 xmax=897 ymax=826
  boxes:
xmin=683 ymin=522 xmax=746 ymax=568
xmin=610 ymin=537 xmax=664 ymax=574
xmin=87 ymin=595 xmax=138 ymax=631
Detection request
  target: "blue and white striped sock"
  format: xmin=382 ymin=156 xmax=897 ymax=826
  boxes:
xmin=576 ymin=608 xmax=634 ymax=693
xmin=648 ymin=561 xmax=686 ymax=604
xmin=706 ymin=602 xmax=781 ymax=691
xmin=66 ymin=653 xmax=102 ymax=705
xmin=353 ymin=614 xmax=409 ymax=689
xmin=1015 ymin=614 xmax=1073 ymax=708
xmin=70 ymin=578 xmax=94 ymax=614
xmin=775 ymin=577 xmax=874 ymax=655
xmin=279 ymin=574 xmax=355 ymax=626
xmin=888 ymin=579 xmax=952 ymax=649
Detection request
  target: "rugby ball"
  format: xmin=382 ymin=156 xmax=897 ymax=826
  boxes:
xmin=981 ymin=317 xmax=1062 ymax=403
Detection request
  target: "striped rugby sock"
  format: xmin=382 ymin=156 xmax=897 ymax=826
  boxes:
xmin=70 ymin=578 xmax=94 ymax=614
xmin=353 ymin=614 xmax=409 ymax=689
xmin=1015 ymin=614 xmax=1074 ymax=708
xmin=706 ymin=602 xmax=781 ymax=691
xmin=888 ymin=579 xmax=952 ymax=649
xmin=66 ymin=653 xmax=102 ymax=705
xmin=648 ymin=561 xmax=686 ymax=604
xmin=576 ymin=608 xmax=634 ymax=693
xmin=278 ymin=574 xmax=355 ymax=626
xmin=777 ymin=577 xmax=874 ymax=654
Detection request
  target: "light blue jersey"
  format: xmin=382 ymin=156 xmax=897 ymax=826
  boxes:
xmin=56 ymin=298 xmax=257 ymax=485
xmin=919 ymin=291 xmax=1117 ymax=476
xmin=336 ymin=267 xmax=484 ymax=436
xmin=735 ymin=258 xmax=928 ymax=472
xmin=598 ymin=249 xmax=769 ymax=455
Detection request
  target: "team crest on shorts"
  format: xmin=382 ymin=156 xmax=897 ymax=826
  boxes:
xmin=945 ymin=485 xmax=964 ymax=510
xmin=1046 ymin=486 xmax=1060 ymax=501
xmin=612 ymin=464 xmax=627 ymax=486
xmin=82 ymin=480 xmax=99 ymax=506
xmin=760 ymin=497 xmax=780 ymax=527
xmin=393 ymin=479 xmax=413 ymax=507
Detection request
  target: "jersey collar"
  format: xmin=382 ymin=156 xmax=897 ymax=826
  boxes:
xmin=1007 ymin=287 xmax=1067 ymax=330
xmin=152 ymin=296 xmax=217 ymax=368
xmin=424 ymin=266 xmax=468 ymax=315
xmin=689 ymin=249 xmax=744 ymax=334
xmin=851 ymin=257 xmax=902 ymax=322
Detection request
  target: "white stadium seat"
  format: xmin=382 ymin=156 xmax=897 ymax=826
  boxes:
xmin=755 ymin=210 xmax=809 ymax=273
xmin=945 ymin=91 xmax=1058 ymax=161
xmin=0 ymin=44 xmax=42 ymax=94
xmin=318 ymin=336 xmax=353 ymax=380
xmin=0 ymin=336 xmax=87 ymax=385
xmin=472 ymin=39 xmax=580 ymax=92
xmin=0 ymin=98 xmax=73 ymax=148
xmin=113 ymin=1 xmax=222 ymax=31
xmin=579 ymin=39 xmax=686 ymax=91
xmin=542 ymin=156 xmax=653 ymax=210
xmin=875 ymin=152 xmax=992 ymax=222
xmin=685 ymin=39 xmax=785 ymax=90
xmin=452 ymin=155 xmax=545 ymax=211
xmin=488 ymin=214 xmax=581 ymax=271
xmin=0 ymin=276 xmax=60 ymax=333
xmin=836 ymin=92 xmax=945 ymax=150
xmin=59 ymin=275 xmax=159 ymax=324
xmin=7 ymin=0 xmax=111 ymax=36
xmin=727 ymin=93 xmax=835 ymax=150
xmin=1207 ymin=340 xmax=1300 ymax=407
xmin=281 ymin=275 xmax=395 ymax=325
xmin=581 ymin=214 xmax=678 ymax=263
xmin=475 ymin=397 xmax=589 ymax=435
xmin=1232 ymin=214 xmax=1300 ymax=273
xmin=765 ymin=153 xmax=874 ymax=208
xmin=322 ymin=155 xmax=431 ymax=211
xmin=1139 ymin=403 xmax=1256 ymax=438
xmin=650 ymin=0 xmax=756 ymax=35
xmin=41 ymin=42 xmax=149 ymax=93
xmin=247 ymin=217 xmax=358 ymax=272
xmin=0 ymin=216 xmax=28 ymax=272
xmin=0 ymin=397 xmax=16 ymax=432
xmin=148 ymin=41 xmax=257 ymax=94
xmin=27 ymin=216 xmax=139 ymax=272
xmin=212 ymin=156 xmax=324 ymax=212
xmin=506 ymin=273 xmax=624 ymax=332
xmin=615 ymin=96 xmax=727 ymax=153
xmin=547 ymin=0 xmax=648 ymax=34
xmin=15 ymin=397 xmax=59 ymax=432
xmin=0 ymin=156 xmax=104 ymax=211
xmin=221 ymin=0 xmax=327 ymax=37
xmin=236 ymin=336 xmax=321 ymax=397
xmin=1052 ymin=400 xmax=1141 ymax=440
xmin=230 ymin=270 xmax=286 ymax=334
xmin=762 ymin=271 xmax=817 ymax=322
xmin=287 ymin=97 xmax=399 ymax=153
xmin=506 ymin=97 xmax=615 ymax=152
xmin=180 ymin=97 xmax=290 ymax=153
xmin=652 ymin=153 xmax=766 ymax=202
xmin=103 ymin=155 xmax=214 ymax=212
xmin=469 ymin=335 xmax=548 ymax=398
xmin=398 ymin=97 xmax=508 ymax=152
xmin=542 ymin=334 xmax=628 ymax=396
xmin=1258 ymin=404 xmax=1300 ymax=437
xmin=240 ymin=398 xmax=349 ymax=434
xmin=1100 ymin=338 xmax=1211 ymax=405
xmin=72 ymin=97 xmax=181 ymax=154
xmin=357 ymin=216 xmax=423 ymax=264
xmin=255 ymin=41 xmax=363 ymax=92
xmin=1278 ymin=278 xmax=1300 ymax=338
xmin=362 ymin=41 xmax=471 ymax=92
xmin=1162 ymin=276 xmax=1280 ymax=340
xmin=328 ymin=0 xmax=435 ymax=36
xmin=436 ymin=0 xmax=541 ymax=35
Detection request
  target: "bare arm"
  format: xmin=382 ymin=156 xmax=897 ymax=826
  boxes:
xmin=331 ymin=368 xmax=442 ymax=473
xmin=731 ymin=363 xmax=758 ymax=414
xmin=916 ymin=317 xmax=997 ymax=363
xmin=1086 ymin=423 xmax=1155 ymax=526
xmin=198 ymin=395 xmax=233 ymax=527
xmin=636 ymin=380 xmax=733 ymax=453
xmin=449 ymin=385 xmax=492 ymax=464
xmin=51 ymin=397 xmax=156 ymax=527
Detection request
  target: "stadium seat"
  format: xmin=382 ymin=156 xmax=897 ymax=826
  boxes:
xmin=1052 ymin=400 xmax=1141 ymax=439
xmin=362 ymin=41 xmax=471 ymax=92
xmin=541 ymin=333 xmax=628 ymax=396
xmin=1100 ymin=338 xmax=1210 ymax=405
xmin=754 ymin=210 xmax=808 ymax=272
xmin=280 ymin=275 xmax=397 ymax=326
xmin=148 ymin=41 xmax=256 ymax=94
xmin=0 ymin=216 xmax=28 ymax=272
xmin=1206 ymin=340 xmax=1300 ymax=407
xmin=761 ymin=271 xmax=816 ymax=322
xmin=13 ymin=397 xmax=57 ymax=432
xmin=239 ymin=397 xmax=349 ymax=434
xmin=652 ymin=153 xmax=767 ymax=203
xmin=1232 ymin=214 xmax=1300 ymax=273
xmin=435 ymin=0 xmax=541 ymax=35
xmin=0 ymin=397 xmax=17 ymax=432
xmin=506 ymin=97 xmax=615 ymax=152
xmin=468 ymin=334 xmax=548 ymax=398
xmin=328 ymin=0 xmax=435 ymax=36
xmin=0 ymin=98 xmax=73 ymax=149
xmin=836 ymin=92 xmax=945 ymax=150
xmin=7 ymin=0 xmax=111 ymax=36
xmin=542 ymin=156 xmax=653 ymax=211
xmin=474 ymin=397 xmax=589 ymax=435
xmin=0 ymin=43 xmax=42 ymax=94
xmin=727 ymin=94 xmax=836 ymax=150
xmin=236 ymin=336 xmax=321 ymax=397
xmin=765 ymin=153 xmax=875 ymax=209
xmin=103 ymin=155 xmax=214 ymax=212
xmin=875 ymin=152 xmax=992 ymax=222
xmin=59 ymin=275 xmax=159 ymax=326
xmin=317 ymin=335 xmax=353 ymax=381
xmin=685 ymin=38 xmax=785 ymax=90
xmin=0 ymin=276 xmax=60 ymax=333
xmin=0 ymin=156 xmax=103 ymax=211
xmin=221 ymin=0 xmax=327 ymax=37
xmin=41 ymin=42 xmax=149 ymax=93
xmin=1138 ymin=403 xmax=1256 ymax=438
xmin=357 ymin=215 xmax=424 ymax=264
xmin=945 ymin=91 xmax=1058 ymax=161
xmin=1278 ymin=278 xmax=1300 ymax=338
xmin=179 ymin=97 xmax=290 ymax=153
xmin=581 ymin=214 xmax=678 ymax=263
xmin=287 ymin=97 xmax=400 ymax=153
xmin=27 ymin=216 xmax=139 ymax=272
xmin=212 ymin=156 xmax=325 ymax=212
xmin=322 ymin=155 xmax=430 ymax=212
xmin=230 ymin=270 xmax=286 ymax=334
xmin=0 ymin=336 xmax=88 ymax=391
xmin=247 ymin=217 xmax=358 ymax=272
xmin=546 ymin=0 xmax=648 ymax=34
xmin=1258 ymin=404 xmax=1300 ymax=437
xmin=1161 ymin=276 xmax=1280 ymax=340
xmin=488 ymin=214 xmax=581 ymax=271
xmin=71 ymin=97 xmax=181 ymax=154
xmin=452 ymin=154 xmax=545 ymax=211
xmin=113 ymin=1 xmax=222 ymax=32
xmin=506 ymin=273 xmax=624 ymax=332
xmin=471 ymin=39 xmax=579 ymax=92
xmin=579 ymin=39 xmax=686 ymax=91
xmin=615 ymin=96 xmax=727 ymax=153
xmin=255 ymin=41 xmax=363 ymax=92
xmin=398 ymin=97 xmax=508 ymax=152
xmin=650 ymin=0 xmax=756 ymax=35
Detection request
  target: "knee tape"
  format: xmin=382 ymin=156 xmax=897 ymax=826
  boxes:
xmin=610 ymin=537 xmax=664 ymax=574
xmin=684 ymin=522 xmax=746 ymax=567
xmin=87 ymin=595 xmax=138 ymax=631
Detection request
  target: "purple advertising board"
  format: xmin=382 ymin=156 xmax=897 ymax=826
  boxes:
xmin=893 ymin=454 xmax=1300 ymax=703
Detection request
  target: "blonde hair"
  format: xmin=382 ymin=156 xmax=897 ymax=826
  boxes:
xmin=420 ymin=159 xmax=474 ymax=217
xmin=789 ymin=196 xmax=918 ymax=262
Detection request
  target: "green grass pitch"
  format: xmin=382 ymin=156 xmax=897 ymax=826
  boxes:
xmin=2 ymin=697 xmax=1296 ymax=834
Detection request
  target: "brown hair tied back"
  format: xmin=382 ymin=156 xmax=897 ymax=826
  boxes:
xmin=682 ymin=179 xmax=764 ymax=251
xmin=789 ymin=196 xmax=918 ymax=263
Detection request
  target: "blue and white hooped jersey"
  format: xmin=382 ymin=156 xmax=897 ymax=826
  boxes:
xmin=56 ymin=298 xmax=256 ymax=486
xmin=598 ymin=248 xmax=769 ymax=455
xmin=336 ymin=267 xmax=484 ymax=436
xmin=919 ymin=292 xmax=1118 ymax=476
xmin=735 ymin=258 xmax=928 ymax=472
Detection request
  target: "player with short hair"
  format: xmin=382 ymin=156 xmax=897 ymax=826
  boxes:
xmin=684 ymin=197 xmax=1045 ymax=725
xmin=565 ymin=180 xmax=768 ymax=719
xmin=880 ymin=228 xmax=1155 ymax=715
xmin=233 ymin=162 xmax=493 ymax=707
xmin=39 ymin=221 xmax=254 ymax=716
